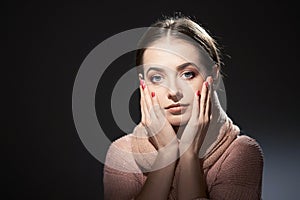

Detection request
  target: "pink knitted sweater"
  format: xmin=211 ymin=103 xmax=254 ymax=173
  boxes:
xmin=103 ymin=135 xmax=263 ymax=199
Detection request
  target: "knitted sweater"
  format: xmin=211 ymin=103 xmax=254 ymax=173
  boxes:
xmin=103 ymin=134 xmax=263 ymax=200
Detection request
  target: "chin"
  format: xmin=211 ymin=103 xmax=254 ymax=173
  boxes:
xmin=167 ymin=115 xmax=189 ymax=127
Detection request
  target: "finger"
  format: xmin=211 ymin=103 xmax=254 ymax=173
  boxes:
xmin=150 ymin=91 xmax=168 ymax=135
xmin=141 ymin=80 xmax=158 ymax=122
xmin=149 ymin=91 xmax=158 ymax=117
xmin=206 ymin=76 xmax=214 ymax=121
xmin=205 ymin=84 xmax=212 ymax=121
xmin=139 ymin=83 xmax=146 ymax=124
xmin=150 ymin=91 xmax=164 ymax=119
xmin=191 ymin=89 xmax=200 ymax=119
xmin=199 ymin=81 xmax=209 ymax=120
xmin=142 ymin=80 xmax=153 ymax=114
xmin=140 ymin=87 xmax=146 ymax=125
xmin=139 ymin=79 xmax=150 ymax=124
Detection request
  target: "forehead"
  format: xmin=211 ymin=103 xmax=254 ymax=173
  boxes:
xmin=142 ymin=39 xmax=200 ymax=71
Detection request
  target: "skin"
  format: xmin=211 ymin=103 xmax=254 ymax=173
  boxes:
xmin=135 ymin=38 xmax=215 ymax=200
xmin=142 ymin=38 xmax=205 ymax=127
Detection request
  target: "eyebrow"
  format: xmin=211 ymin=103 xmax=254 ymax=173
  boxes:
xmin=146 ymin=62 xmax=198 ymax=75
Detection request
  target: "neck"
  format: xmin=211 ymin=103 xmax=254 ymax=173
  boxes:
xmin=172 ymin=125 xmax=186 ymax=140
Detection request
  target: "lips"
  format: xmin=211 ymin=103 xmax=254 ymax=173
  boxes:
xmin=165 ymin=103 xmax=189 ymax=114
xmin=165 ymin=103 xmax=189 ymax=109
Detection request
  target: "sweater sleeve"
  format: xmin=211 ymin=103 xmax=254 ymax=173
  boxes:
xmin=209 ymin=136 xmax=264 ymax=200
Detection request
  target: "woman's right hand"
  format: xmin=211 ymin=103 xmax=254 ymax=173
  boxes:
xmin=139 ymin=77 xmax=178 ymax=151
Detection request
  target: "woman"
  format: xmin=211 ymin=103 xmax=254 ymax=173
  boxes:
xmin=103 ymin=15 xmax=263 ymax=200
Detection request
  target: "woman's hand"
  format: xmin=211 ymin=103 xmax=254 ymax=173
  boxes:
xmin=179 ymin=76 xmax=213 ymax=156
xmin=131 ymin=77 xmax=179 ymax=200
xmin=139 ymin=77 xmax=178 ymax=151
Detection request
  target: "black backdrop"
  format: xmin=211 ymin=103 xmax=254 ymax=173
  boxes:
xmin=6 ymin=0 xmax=299 ymax=199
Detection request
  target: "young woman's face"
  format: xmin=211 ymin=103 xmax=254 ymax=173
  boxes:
xmin=142 ymin=39 xmax=206 ymax=126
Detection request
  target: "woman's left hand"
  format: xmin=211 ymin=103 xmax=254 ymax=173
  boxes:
xmin=179 ymin=76 xmax=213 ymax=156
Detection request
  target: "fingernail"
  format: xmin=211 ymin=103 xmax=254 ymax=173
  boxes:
xmin=140 ymin=79 xmax=145 ymax=90
xmin=151 ymin=92 xmax=155 ymax=97
xmin=205 ymin=81 xmax=209 ymax=88
xmin=196 ymin=90 xmax=200 ymax=96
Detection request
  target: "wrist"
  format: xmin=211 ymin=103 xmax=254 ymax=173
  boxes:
xmin=179 ymin=143 xmax=199 ymax=158
xmin=152 ymin=145 xmax=178 ymax=170
xmin=156 ymin=138 xmax=179 ymax=161
xmin=180 ymin=150 xmax=199 ymax=161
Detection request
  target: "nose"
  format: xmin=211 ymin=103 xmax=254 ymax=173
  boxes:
xmin=167 ymin=81 xmax=183 ymax=102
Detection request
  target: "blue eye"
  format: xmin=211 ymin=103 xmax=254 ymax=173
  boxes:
xmin=150 ymin=74 xmax=163 ymax=83
xmin=182 ymin=71 xmax=195 ymax=79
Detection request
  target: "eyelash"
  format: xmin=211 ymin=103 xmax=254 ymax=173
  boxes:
xmin=150 ymin=74 xmax=163 ymax=83
xmin=181 ymin=71 xmax=196 ymax=79
xmin=149 ymin=71 xmax=196 ymax=84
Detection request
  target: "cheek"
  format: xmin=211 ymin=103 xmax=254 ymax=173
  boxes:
xmin=183 ymin=82 xmax=204 ymax=98
xmin=155 ymin=91 xmax=166 ymax=102
xmin=196 ymin=85 xmax=203 ymax=94
xmin=193 ymin=79 xmax=204 ymax=93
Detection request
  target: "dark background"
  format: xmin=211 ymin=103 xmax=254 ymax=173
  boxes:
xmin=6 ymin=0 xmax=299 ymax=199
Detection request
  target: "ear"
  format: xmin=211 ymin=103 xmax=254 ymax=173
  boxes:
xmin=138 ymin=73 xmax=144 ymax=80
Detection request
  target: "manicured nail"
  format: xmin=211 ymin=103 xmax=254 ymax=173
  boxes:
xmin=140 ymin=79 xmax=146 ymax=90
xmin=205 ymin=81 xmax=209 ymax=88
xmin=151 ymin=92 xmax=155 ymax=97
xmin=196 ymin=90 xmax=201 ymax=96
